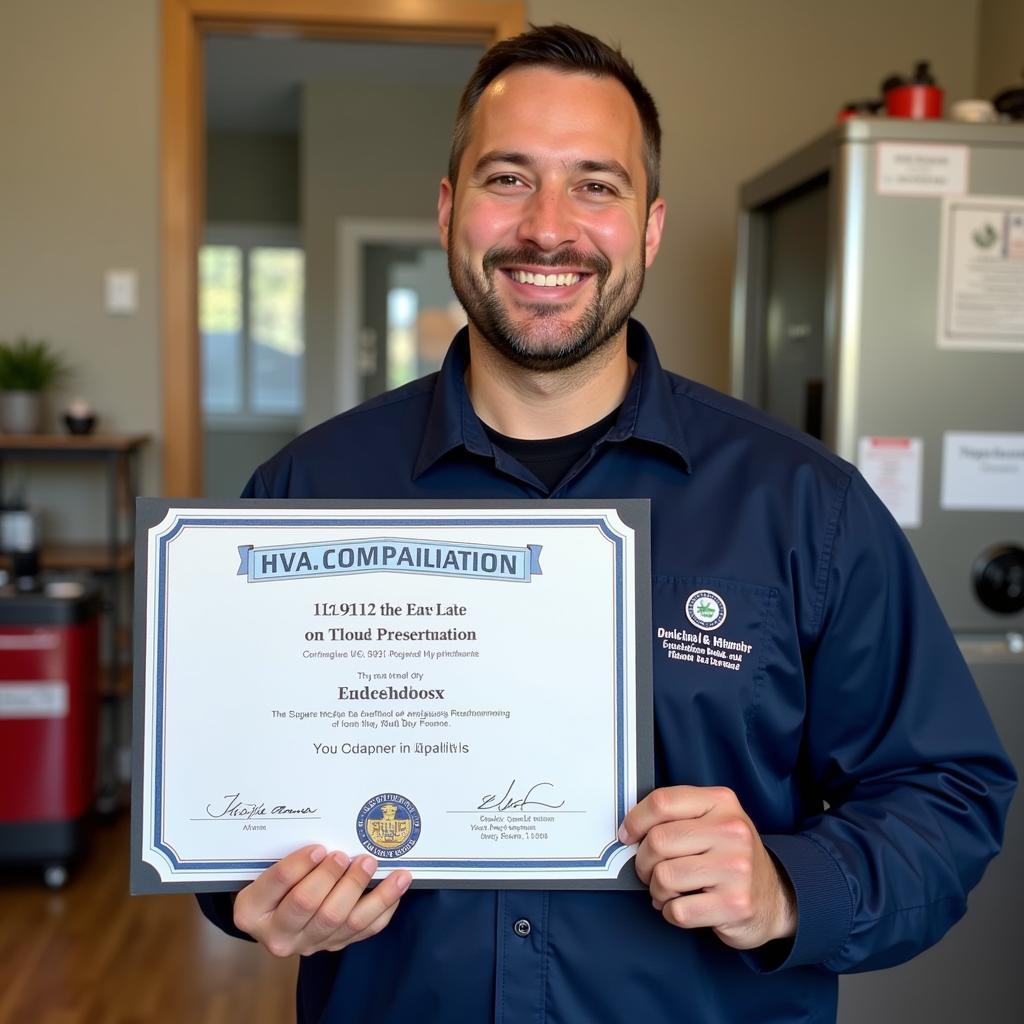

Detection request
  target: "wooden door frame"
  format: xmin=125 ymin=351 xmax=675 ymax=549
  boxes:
xmin=160 ymin=0 xmax=525 ymax=495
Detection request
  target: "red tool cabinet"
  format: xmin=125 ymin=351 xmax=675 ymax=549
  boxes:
xmin=0 ymin=590 xmax=100 ymax=887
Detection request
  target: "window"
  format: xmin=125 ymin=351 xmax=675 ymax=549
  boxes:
xmin=199 ymin=228 xmax=304 ymax=423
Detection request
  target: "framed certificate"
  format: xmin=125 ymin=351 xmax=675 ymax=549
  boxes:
xmin=131 ymin=500 xmax=652 ymax=893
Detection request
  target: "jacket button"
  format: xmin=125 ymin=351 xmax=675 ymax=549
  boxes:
xmin=513 ymin=918 xmax=531 ymax=937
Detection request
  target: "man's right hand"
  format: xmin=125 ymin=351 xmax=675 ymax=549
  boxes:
xmin=233 ymin=845 xmax=411 ymax=957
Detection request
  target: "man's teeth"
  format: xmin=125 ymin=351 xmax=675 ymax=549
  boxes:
xmin=510 ymin=270 xmax=581 ymax=287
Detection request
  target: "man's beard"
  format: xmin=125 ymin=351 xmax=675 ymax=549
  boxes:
xmin=447 ymin=244 xmax=645 ymax=372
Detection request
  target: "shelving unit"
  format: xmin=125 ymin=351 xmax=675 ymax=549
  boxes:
xmin=0 ymin=433 xmax=150 ymax=800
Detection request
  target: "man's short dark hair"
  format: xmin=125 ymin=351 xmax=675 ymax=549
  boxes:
xmin=448 ymin=24 xmax=662 ymax=207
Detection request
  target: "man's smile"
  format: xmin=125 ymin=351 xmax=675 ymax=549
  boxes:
xmin=499 ymin=265 xmax=593 ymax=298
xmin=507 ymin=269 xmax=584 ymax=287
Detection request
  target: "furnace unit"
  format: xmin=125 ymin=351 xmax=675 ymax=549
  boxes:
xmin=733 ymin=117 xmax=1023 ymax=1024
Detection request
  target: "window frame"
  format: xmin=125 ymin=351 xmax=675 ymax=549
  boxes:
xmin=201 ymin=222 xmax=304 ymax=431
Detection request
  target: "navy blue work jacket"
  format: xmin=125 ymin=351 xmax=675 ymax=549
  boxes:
xmin=199 ymin=321 xmax=1015 ymax=1024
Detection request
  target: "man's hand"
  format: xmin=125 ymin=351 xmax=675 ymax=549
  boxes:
xmin=619 ymin=786 xmax=796 ymax=950
xmin=233 ymin=845 xmax=411 ymax=957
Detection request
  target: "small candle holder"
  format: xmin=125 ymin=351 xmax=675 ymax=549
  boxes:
xmin=63 ymin=398 xmax=97 ymax=435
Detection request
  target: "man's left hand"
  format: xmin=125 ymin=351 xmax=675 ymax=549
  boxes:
xmin=619 ymin=785 xmax=797 ymax=950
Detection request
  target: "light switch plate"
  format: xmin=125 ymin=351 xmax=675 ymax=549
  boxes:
xmin=105 ymin=269 xmax=138 ymax=315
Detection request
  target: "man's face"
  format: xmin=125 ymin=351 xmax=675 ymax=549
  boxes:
xmin=438 ymin=67 xmax=665 ymax=371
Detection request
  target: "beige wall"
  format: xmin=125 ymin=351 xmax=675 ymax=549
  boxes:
xmin=301 ymin=79 xmax=465 ymax=429
xmin=976 ymin=0 xmax=1024 ymax=101
xmin=0 ymin=0 xmax=159 ymax=540
xmin=0 ymin=0 xmax=1010 ymax=538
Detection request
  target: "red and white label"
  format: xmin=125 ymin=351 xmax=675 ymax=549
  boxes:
xmin=858 ymin=436 xmax=924 ymax=529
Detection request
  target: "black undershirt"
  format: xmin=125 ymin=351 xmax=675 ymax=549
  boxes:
xmin=482 ymin=406 xmax=621 ymax=490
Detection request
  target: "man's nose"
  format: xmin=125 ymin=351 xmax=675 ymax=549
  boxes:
xmin=516 ymin=186 xmax=579 ymax=251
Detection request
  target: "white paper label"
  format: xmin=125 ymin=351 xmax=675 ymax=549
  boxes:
xmin=876 ymin=143 xmax=968 ymax=197
xmin=937 ymin=196 xmax=1024 ymax=351
xmin=941 ymin=432 xmax=1024 ymax=510
xmin=858 ymin=436 xmax=923 ymax=528
xmin=0 ymin=681 xmax=69 ymax=719
xmin=0 ymin=633 xmax=59 ymax=651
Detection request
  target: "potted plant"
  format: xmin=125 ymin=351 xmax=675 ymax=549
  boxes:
xmin=0 ymin=336 xmax=70 ymax=434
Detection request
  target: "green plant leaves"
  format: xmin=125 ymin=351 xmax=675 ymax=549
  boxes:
xmin=0 ymin=337 xmax=70 ymax=391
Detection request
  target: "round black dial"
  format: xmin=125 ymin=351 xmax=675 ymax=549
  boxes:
xmin=973 ymin=544 xmax=1024 ymax=615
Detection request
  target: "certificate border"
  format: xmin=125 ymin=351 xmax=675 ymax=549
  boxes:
xmin=157 ymin=516 xmax=621 ymax=871
xmin=132 ymin=499 xmax=653 ymax=894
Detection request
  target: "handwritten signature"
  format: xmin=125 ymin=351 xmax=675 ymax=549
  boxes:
xmin=477 ymin=780 xmax=565 ymax=812
xmin=204 ymin=793 xmax=318 ymax=819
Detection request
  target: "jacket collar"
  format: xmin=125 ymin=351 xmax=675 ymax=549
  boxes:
xmin=412 ymin=319 xmax=690 ymax=480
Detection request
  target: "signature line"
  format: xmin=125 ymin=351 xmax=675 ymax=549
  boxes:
xmin=189 ymin=816 xmax=323 ymax=821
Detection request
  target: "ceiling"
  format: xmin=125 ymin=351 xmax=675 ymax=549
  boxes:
xmin=204 ymin=33 xmax=484 ymax=134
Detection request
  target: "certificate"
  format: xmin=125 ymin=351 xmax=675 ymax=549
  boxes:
xmin=131 ymin=500 xmax=652 ymax=893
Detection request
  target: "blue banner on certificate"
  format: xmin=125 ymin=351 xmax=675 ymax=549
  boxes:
xmin=131 ymin=501 xmax=653 ymax=893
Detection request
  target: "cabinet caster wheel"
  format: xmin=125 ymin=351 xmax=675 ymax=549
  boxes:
xmin=43 ymin=864 xmax=69 ymax=890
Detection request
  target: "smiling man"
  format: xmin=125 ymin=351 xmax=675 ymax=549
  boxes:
xmin=198 ymin=25 xmax=1015 ymax=1024
xmin=441 ymin=66 xmax=660 ymax=380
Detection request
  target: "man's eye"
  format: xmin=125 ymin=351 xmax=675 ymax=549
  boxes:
xmin=580 ymin=182 xmax=615 ymax=196
xmin=489 ymin=174 xmax=523 ymax=188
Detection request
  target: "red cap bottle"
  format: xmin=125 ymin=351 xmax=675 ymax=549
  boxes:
xmin=884 ymin=61 xmax=943 ymax=119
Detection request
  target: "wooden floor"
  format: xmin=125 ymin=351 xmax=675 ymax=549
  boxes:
xmin=0 ymin=813 xmax=296 ymax=1023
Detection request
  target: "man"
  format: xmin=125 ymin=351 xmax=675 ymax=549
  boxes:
xmin=199 ymin=25 xmax=1015 ymax=1023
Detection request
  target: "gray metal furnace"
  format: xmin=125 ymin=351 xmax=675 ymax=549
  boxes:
xmin=733 ymin=119 xmax=1024 ymax=1023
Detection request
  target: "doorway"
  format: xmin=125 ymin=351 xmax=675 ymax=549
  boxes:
xmin=160 ymin=0 xmax=525 ymax=496
xmin=199 ymin=32 xmax=483 ymax=497
xmin=337 ymin=219 xmax=465 ymax=412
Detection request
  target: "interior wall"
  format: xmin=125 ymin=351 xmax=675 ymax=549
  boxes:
xmin=525 ymin=0 xmax=981 ymax=389
xmin=206 ymin=133 xmax=300 ymax=225
xmin=204 ymin=428 xmax=297 ymax=498
xmin=301 ymin=78 xmax=466 ymax=430
xmin=0 ymin=0 xmax=159 ymax=541
xmin=975 ymin=0 xmax=1024 ymax=101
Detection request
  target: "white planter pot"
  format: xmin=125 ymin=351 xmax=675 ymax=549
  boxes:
xmin=1 ymin=390 xmax=44 ymax=434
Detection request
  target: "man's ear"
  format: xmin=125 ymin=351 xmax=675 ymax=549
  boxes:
xmin=644 ymin=197 xmax=666 ymax=268
xmin=438 ymin=178 xmax=454 ymax=250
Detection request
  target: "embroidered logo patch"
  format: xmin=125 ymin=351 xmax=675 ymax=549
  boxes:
xmin=685 ymin=590 xmax=727 ymax=631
